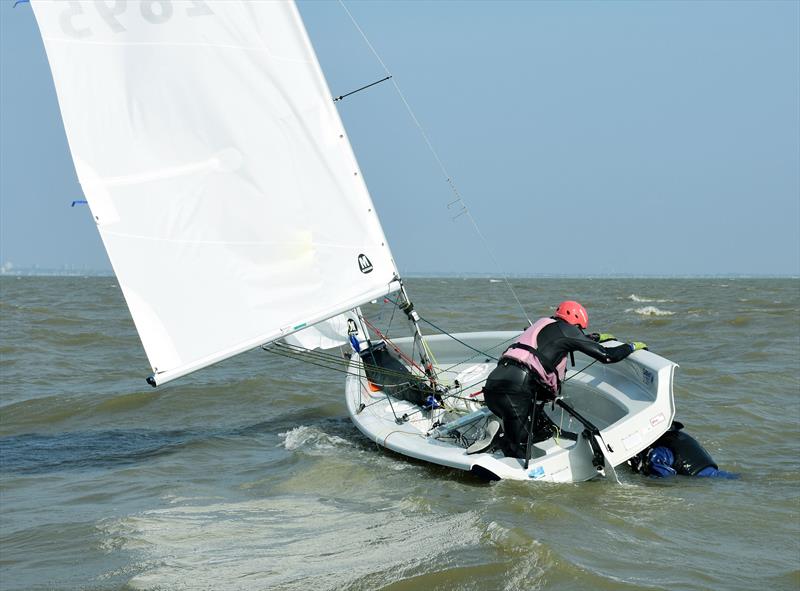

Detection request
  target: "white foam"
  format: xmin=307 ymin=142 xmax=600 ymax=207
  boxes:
xmin=627 ymin=294 xmax=674 ymax=303
xmin=278 ymin=425 xmax=350 ymax=452
xmin=100 ymin=497 xmax=488 ymax=591
xmin=625 ymin=306 xmax=675 ymax=316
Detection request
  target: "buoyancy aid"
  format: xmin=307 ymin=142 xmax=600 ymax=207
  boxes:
xmin=501 ymin=317 xmax=567 ymax=393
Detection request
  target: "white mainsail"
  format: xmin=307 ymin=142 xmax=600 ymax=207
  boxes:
xmin=31 ymin=0 xmax=398 ymax=384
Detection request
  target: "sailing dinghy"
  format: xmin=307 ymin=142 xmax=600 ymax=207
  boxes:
xmin=31 ymin=0 xmax=676 ymax=482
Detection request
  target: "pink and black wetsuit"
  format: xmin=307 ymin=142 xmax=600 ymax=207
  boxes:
xmin=484 ymin=317 xmax=634 ymax=459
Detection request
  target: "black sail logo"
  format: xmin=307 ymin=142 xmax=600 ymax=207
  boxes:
xmin=357 ymin=254 xmax=373 ymax=274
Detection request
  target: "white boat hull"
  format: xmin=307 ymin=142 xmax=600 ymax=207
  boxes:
xmin=345 ymin=331 xmax=677 ymax=482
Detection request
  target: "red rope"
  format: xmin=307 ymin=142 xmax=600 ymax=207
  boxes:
xmin=360 ymin=316 xmax=427 ymax=375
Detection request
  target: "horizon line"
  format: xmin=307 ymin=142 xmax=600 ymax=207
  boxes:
xmin=1 ymin=268 xmax=798 ymax=280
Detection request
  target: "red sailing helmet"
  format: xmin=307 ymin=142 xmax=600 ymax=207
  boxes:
xmin=555 ymin=300 xmax=589 ymax=329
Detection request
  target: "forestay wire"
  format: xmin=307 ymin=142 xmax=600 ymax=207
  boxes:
xmin=337 ymin=1 xmax=532 ymax=326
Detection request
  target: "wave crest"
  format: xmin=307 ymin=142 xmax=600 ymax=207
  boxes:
xmin=626 ymin=306 xmax=675 ymax=316
xmin=279 ymin=426 xmax=351 ymax=452
xmin=627 ymin=294 xmax=674 ymax=303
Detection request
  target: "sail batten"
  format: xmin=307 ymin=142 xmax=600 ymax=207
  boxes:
xmin=32 ymin=0 xmax=398 ymax=382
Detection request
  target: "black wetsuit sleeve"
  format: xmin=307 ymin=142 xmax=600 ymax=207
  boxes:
xmin=555 ymin=322 xmax=633 ymax=364
xmin=569 ymin=337 xmax=632 ymax=363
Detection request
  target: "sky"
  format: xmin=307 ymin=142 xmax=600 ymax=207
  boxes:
xmin=1 ymin=0 xmax=798 ymax=276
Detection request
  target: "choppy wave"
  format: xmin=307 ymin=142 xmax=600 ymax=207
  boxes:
xmin=625 ymin=306 xmax=675 ymax=316
xmin=0 ymin=430 xmax=201 ymax=474
xmin=279 ymin=425 xmax=352 ymax=452
xmin=100 ymin=498 xmax=499 ymax=591
xmin=627 ymin=294 xmax=674 ymax=303
xmin=2 ymin=276 xmax=799 ymax=591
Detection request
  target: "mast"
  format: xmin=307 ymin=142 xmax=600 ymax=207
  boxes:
xmin=396 ymin=279 xmax=438 ymax=386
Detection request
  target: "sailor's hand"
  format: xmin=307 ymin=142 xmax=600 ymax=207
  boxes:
xmin=589 ymin=333 xmax=616 ymax=342
xmin=630 ymin=341 xmax=648 ymax=351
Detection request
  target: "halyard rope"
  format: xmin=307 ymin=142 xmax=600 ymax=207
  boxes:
xmin=337 ymin=0 xmax=532 ymax=327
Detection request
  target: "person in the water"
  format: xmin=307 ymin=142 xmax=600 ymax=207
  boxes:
xmin=628 ymin=421 xmax=738 ymax=478
xmin=482 ymin=300 xmax=647 ymax=459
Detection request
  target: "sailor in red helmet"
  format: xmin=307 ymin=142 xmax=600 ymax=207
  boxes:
xmin=482 ymin=301 xmax=647 ymax=459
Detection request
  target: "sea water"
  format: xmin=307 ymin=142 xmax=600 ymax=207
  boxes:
xmin=1 ymin=276 xmax=798 ymax=591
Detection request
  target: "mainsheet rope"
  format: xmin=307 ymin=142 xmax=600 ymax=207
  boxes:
xmin=337 ymin=0 xmax=532 ymax=327
xmin=264 ymin=342 xmax=419 ymax=384
xmin=262 ymin=342 xmax=491 ymax=423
